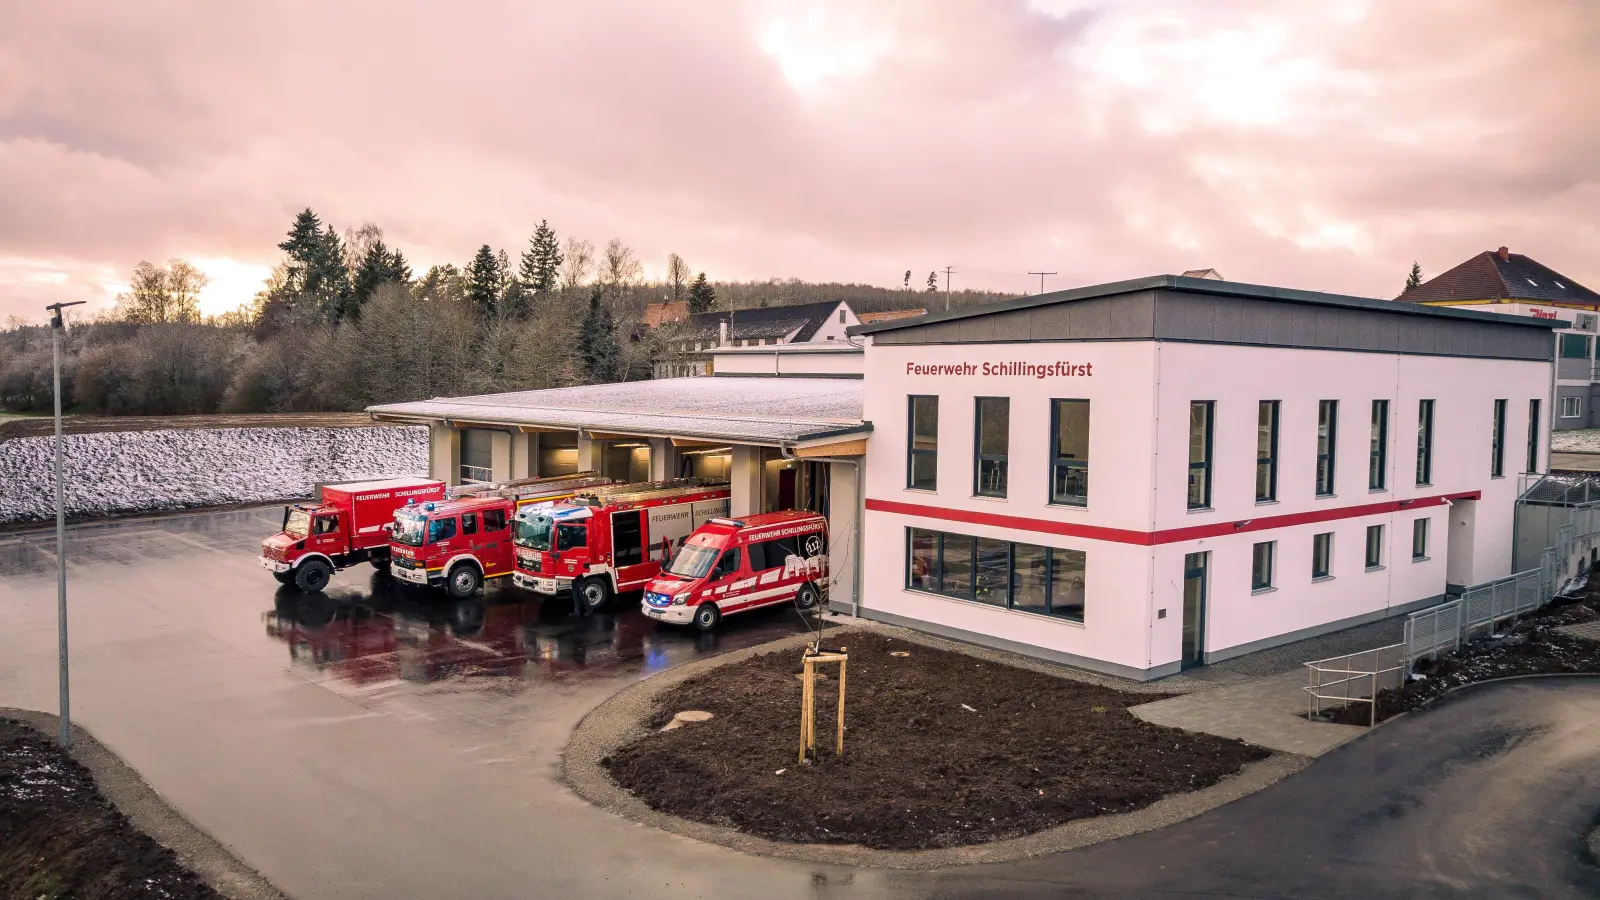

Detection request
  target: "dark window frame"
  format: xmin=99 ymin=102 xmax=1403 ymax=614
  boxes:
xmin=1559 ymin=332 xmax=1592 ymax=359
xmin=1188 ymin=401 xmax=1214 ymax=510
xmin=1311 ymin=532 xmax=1333 ymax=580
xmin=1369 ymin=399 xmax=1388 ymax=491
xmin=1527 ymin=399 xmax=1541 ymax=473
xmin=1251 ymin=541 xmax=1275 ymax=591
xmin=1491 ymin=399 xmax=1507 ymax=477
xmin=1412 ymin=517 xmax=1428 ymax=560
xmin=903 ymin=527 xmax=1085 ymax=623
xmin=1050 ymin=398 xmax=1090 ymax=507
xmin=906 ymin=395 xmax=939 ymax=491
xmin=973 ymin=396 xmax=1010 ymax=499
xmin=1415 ymin=399 xmax=1435 ymax=485
xmin=1316 ymin=400 xmax=1338 ymax=496
xmin=1365 ymin=524 xmax=1383 ymax=570
xmin=1256 ymin=400 xmax=1280 ymax=502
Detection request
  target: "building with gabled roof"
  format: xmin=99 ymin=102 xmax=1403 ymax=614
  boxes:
xmin=650 ymin=300 xmax=860 ymax=378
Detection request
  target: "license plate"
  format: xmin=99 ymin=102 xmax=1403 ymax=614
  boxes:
xmin=533 ymin=577 xmax=557 ymax=593
xmin=645 ymin=608 xmax=663 ymax=619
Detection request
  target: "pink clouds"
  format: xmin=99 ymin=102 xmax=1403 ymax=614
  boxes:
xmin=1 ymin=0 xmax=1597 ymax=322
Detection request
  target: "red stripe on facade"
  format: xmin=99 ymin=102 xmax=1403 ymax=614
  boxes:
xmin=864 ymin=490 xmax=1483 ymax=546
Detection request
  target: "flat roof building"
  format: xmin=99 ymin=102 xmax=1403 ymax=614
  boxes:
xmin=372 ymin=273 xmax=1561 ymax=680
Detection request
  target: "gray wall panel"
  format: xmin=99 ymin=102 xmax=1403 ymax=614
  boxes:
xmin=987 ymin=310 xmax=1032 ymax=341
xmin=958 ymin=316 xmax=996 ymax=343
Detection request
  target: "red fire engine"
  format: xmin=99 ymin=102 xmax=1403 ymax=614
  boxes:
xmin=511 ymin=479 xmax=731 ymax=612
xmin=260 ymin=477 xmax=446 ymax=593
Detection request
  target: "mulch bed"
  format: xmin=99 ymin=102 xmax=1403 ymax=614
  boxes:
xmin=602 ymin=632 xmax=1270 ymax=850
xmin=1321 ymin=586 xmax=1600 ymax=726
xmin=0 ymin=719 xmax=219 ymax=900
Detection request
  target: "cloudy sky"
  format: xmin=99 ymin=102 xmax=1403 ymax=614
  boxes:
xmin=3 ymin=0 xmax=1597 ymax=322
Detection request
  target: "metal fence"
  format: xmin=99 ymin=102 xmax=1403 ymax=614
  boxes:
xmin=1304 ymin=643 xmax=1407 ymax=728
xmin=1402 ymin=567 xmax=1548 ymax=666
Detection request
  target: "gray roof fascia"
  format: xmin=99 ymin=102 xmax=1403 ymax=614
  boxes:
xmin=847 ymin=275 xmax=1570 ymax=336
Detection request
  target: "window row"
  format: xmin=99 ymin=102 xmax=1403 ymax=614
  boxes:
xmin=907 ymin=396 xmax=1089 ymax=506
xmin=1187 ymin=397 xmax=1537 ymax=510
xmin=1249 ymin=519 xmax=1429 ymax=591
xmin=906 ymin=527 xmax=1086 ymax=623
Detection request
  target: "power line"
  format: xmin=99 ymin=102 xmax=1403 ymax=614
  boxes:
xmin=943 ymin=266 xmax=956 ymax=311
xmin=1028 ymin=270 xmax=1057 ymax=295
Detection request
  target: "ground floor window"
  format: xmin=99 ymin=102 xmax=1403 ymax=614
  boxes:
xmin=1311 ymin=532 xmax=1333 ymax=579
xmin=1251 ymin=541 xmax=1275 ymax=591
xmin=906 ymin=527 xmax=1085 ymax=622
xmin=1412 ymin=518 xmax=1429 ymax=560
xmin=1365 ymin=524 xmax=1383 ymax=569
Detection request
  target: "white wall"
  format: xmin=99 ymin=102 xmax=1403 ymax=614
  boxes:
xmin=803 ymin=302 xmax=859 ymax=343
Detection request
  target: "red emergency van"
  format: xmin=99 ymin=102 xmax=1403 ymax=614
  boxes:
xmin=510 ymin=479 xmax=730 ymax=612
xmin=642 ymin=510 xmax=828 ymax=631
xmin=388 ymin=496 xmax=516 ymax=598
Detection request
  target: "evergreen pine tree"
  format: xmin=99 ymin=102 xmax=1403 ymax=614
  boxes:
xmin=687 ymin=272 xmax=716 ymax=313
xmin=388 ymin=248 xmax=412 ymax=283
xmin=577 ymin=285 xmax=620 ymax=382
xmin=349 ymin=239 xmax=408 ymax=319
xmin=1405 ymin=261 xmax=1423 ymax=293
xmin=465 ymin=244 xmax=503 ymax=318
xmin=520 ymin=220 xmax=563 ymax=295
xmin=926 ymin=271 xmax=938 ymax=292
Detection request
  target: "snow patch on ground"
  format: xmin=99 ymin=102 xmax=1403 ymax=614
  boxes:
xmin=1552 ymin=429 xmax=1600 ymax=453
xmin=0 ymin=426 xmax=427 ymax=524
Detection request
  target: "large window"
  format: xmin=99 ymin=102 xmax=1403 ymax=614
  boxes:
xmin=1316 ymin=400 xmax=1338 ymax=496
xmin=1251 ymin=541 xmax=1275 ymax=591
xmin=1561 ymin=396 xmax=1583 ymax=419
xmin=1369 ymin=400 xmax=1388 ymax=491
xmin=1365 ymin=524 xmax=1384 ymax=570
xmin=1528 ymin=399 xmax=1541 ymax=473
xmin=1050 ymin=399 xmax=1090 ymax=506
xmin=1491 ymin=399 xmax=1507 ymax=477
xmin=1560 ymin=333 xmax=1592 ymax=359
xmin=1415 ymin=399 xmax=1435 ymax=485
xmin=1412 ymin=518 xmax=1429 ymax=560
xmin=461 ymin=428 xmax=494 ymax=484
xmin=974 ymin=397 xmax=1010 ymax=498
xmin=1256 ymin=401 xmax=1279 ymax=502
xmin=1188 ymin=401 xmax=1214 ymax=509
xmin=907 ymin=395 xmax=939 ymax=490
xmin=906 ymin=527 xmax=1085 ymax=622
xmin=1311 ymin=532 xmax=1333 ymax=580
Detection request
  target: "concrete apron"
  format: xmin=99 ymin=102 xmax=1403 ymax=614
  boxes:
xmin=1128 ymin=669 xmax=1367 ymax=757
xmin=562 ymin=625 xmax=1309 ymax=870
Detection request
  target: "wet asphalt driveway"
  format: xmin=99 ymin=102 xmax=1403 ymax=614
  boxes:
xmin=2 ymin=508 xmax=1598 ymax=899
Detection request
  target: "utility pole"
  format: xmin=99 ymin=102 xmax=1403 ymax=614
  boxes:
xmin=1028 ymin=270 xmax=1057 ymax=295
xmin=943 ymin=266 xmax=956 ymax=311
xmin=46 ymin=300 xmax=85 ymax=749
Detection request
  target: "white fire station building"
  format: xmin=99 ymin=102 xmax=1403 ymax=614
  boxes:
xmin=371 ymin=275 xmax=1559 ymax=680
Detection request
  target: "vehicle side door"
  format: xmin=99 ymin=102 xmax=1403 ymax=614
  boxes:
xmin=610 ymin=509 xmax=653 ymax=591
xmin=703 ymin=546 xmax=747 ymax=610
xmin=477 ymin=506 xmax=511 ymax=575
xmin=311 ymin=511 xmax=345 ymax=557
xmin=426 ymin=516 xmax=459 ymax=571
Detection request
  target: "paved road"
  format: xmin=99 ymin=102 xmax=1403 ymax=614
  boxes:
xmin=2 ymin=510 xmax=1597 ymax=899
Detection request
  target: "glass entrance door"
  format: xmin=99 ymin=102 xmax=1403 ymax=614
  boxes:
xmin=1181 ymin=552 xmax=1208 ymax=668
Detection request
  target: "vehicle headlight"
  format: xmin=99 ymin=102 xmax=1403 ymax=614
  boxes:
xmin=672 ymin=592 xmax=691 ymax=605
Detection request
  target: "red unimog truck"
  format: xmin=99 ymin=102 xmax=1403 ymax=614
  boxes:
xmin=511 ymin=479 xmax=731 ymax=612
xmin=260 ymin=477 xmax=446 ymax=592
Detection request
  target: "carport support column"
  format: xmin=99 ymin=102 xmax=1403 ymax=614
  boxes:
xmin=490 ymin=431 xmax=513 ymax=483
xmin=826 ymin=460 xmax=861 ymax=615
xmin=510 ymin=431 xmax=534 ymax=480
xmin=577 ymin=433 xmax=600 ymax=475
xmin=730 ymin=445 xmax=763 ymax=517
xmin=650 ymin=438 xmax=679 ymax=481
xmin=430 ymin=423 xmax=460 ymax=486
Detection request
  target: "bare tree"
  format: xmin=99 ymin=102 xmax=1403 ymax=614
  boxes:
xmin=561 ymin=238 xmax=595 ymax=291
xmin=342 ymin=222 xmax=384 ymax=274
xmin=599 ymin=238 xmax=642 ymax=294
xmin=115 ymin=259 xmax=208 ymax=324
xmin=666 ymin=253 xmax=690 ymax=301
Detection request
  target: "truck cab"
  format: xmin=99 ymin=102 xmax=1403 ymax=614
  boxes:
xmin=642 ymin=511 xmax=828 ymax=631
xmin=389 ymin=497 xmax=515 ymax=598
xmin=261 ymin=477 xmax=445 ymax=593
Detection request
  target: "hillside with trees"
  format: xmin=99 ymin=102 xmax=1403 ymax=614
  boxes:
xmin=0 ymin=210 xmax=1017 ymax=416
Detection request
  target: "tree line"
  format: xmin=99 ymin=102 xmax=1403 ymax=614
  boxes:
xmin=0 ymin=209 xmax=1017 ymax=416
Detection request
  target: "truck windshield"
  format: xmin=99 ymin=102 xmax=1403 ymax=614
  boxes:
xmin=666 ymin=544 xmax=720 ymax=579
xmin=514 ymin=515 xmax=553 ymax=550
xmin=392 ymin=515 xmax=426 ymax=546
xmin=284 ymin=508 xmax=312 ymax=539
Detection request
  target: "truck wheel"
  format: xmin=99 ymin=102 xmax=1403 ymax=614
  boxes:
xmin=369 ymin=553 xmax=390 ymax=572
xmin=576 ymin=577 xmax=611 ymax=613
xmin=272 ymin=570 xmax=294 ymax=586
xmin=294 ymin=559 xmax=332 ymax=593
xmin=446 ymin=564 xmax=482 ymax=599
xmin=796 ymin=583 xmax=820 ymax=611
xmin=693 ymin=602 xmax=721 ymax=632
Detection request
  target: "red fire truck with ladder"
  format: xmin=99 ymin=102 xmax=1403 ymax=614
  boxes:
xmin=511 ymin=479 xmax=730 ymax=612
xmin=388 ymin=473 xmax=621 ymax=598
xmin=261 ymin=477 xmax=446 ymax=593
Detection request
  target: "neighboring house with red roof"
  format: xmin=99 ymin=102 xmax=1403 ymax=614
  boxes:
xmin=1398 ymin=247 xmax=1600 ymax=429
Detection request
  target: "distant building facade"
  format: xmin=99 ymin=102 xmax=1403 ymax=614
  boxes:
xmin=648 ymin=300 xmax=861 ymax=379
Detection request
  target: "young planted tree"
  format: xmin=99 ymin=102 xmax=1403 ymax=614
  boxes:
xmin=1405 ymin=261 xmax=1423 ymax=293
xmin=577 ymin=285 xmax=620 ymax=382
xmin=520 ymin=220 xmax=564 ymax=295
xmin=666 ymin=253 xmax=691 ymax=301
xmin=687 ymin=272 xmax=716 ymax=313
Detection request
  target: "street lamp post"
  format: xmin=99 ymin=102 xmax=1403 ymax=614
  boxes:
xmin=46 ymin=300 xmax=84 ymax=748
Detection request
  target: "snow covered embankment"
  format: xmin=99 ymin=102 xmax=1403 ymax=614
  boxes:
xmin=0 ymin=426 xmax=428 ymax=524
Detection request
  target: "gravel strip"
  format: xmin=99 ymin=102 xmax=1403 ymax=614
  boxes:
xmin=2 ymin=709 xmax=286 ymax=900
xmin=561 ymin=623 xmax=1306 ymax=869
